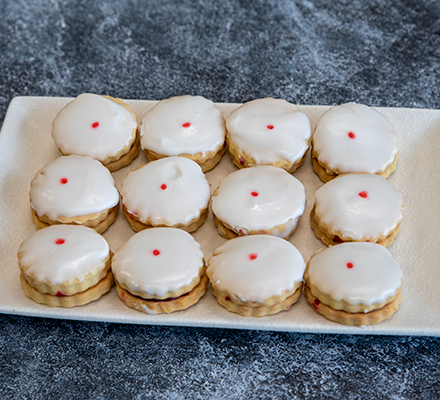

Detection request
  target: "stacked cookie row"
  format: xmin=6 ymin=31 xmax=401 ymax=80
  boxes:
xmin=18 ymin=93 xmax=405 ymax=327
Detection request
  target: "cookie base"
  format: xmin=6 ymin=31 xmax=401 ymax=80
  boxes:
xmin=117 ymin=267 xmax=205 ymax=300
xmin=310 ymin=150 xmax=399 ymax=183
xmin=227 ymin=133 xmax=308 ymax=174
xmin=211 ymin=284 xmax=303 ymax=317
xmin=20 ymin=254 xmax=112 ymax=296
xmin=144 ymin=145 xmax=226 ymax=173
xmin=310 ymin=205 xmax=401 ymax=247
xmin=115 ymin=274 xmax=208 ymax=314
xmin=213 ymin=214 xmax=297 ymax=240
xmin=103 ymin=132 xmax=140 ymax=172
xmin=304 ymin=284 xmax=402 ymax=326
xmin=31 ymin=204 xmax=119 ymax=234
xmin=123 ymin=205 xmax=209 ymax=233
xmin=20 ymin=270 xmax=114 ymax=308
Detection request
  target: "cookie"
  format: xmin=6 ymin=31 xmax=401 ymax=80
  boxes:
xmin=310 ymin=173 xmax=404 ymax=247
xmin=52 ymin=93 xmax=139 ymax=171
xmin=18 ymin=225 xmax=113 ymax=307
xmin=120 ymin=157 xmax=211 ymax=232
xmin=311 ymin=103 xmax=399 ymax=182
xmin=304 ymin=242 xmax=403 ymax=326
xmin=30 ymin=155 xmax=120 ymax=233
xmin=211 ymin=166 xmax=306 ymax=239
xmin=140 ymin=95 xmax=226 ymax=172
xmin=226 ymin=98 xmax=311 ymax=172
xmin=207 ymin=235 xmax=305 ymax=317
xmin=112 ymin=228 xmax=207 ymax=314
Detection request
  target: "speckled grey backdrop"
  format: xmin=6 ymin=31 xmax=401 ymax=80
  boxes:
xmin=1 ymin=0 xmax=440 ymax=398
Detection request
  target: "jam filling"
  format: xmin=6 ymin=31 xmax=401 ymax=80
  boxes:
xmin=143 ymin=291 xmax=191 ymax=303
xmin=312 ymin=298 xmax=321 ymax=310
xmin=333 ymin=235 xmax=343 ymax=244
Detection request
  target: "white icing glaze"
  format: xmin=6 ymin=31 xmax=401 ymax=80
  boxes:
xmin=307 ymin=242 xmax=402 ymax=306
xmin=111 ymin=228 xmax=204 ymax=296
xmin=141 ymin=305 xmax=159 ymax=315
xmin=313 ymin=103 xmax=398 ymax=174
xmin=18 ymin=225 xmax=109 ymax=284
xmin=207 ymin=235 xmax=305 ymax=302
xmin=120 ymin=157 xmax=211 ymax=226
xmin=226 ymin=98 xmax=311 ymax=165
xmin=140 ymin=95 xmax=226 ymax=156
xmin=30 ymin=155 xmax=119 ymax=221
xmin=314 ymin=174 xmax=403 ymax=240
xmin=211 ymin=166 xmax=306 ymax=238
xmin=52 ymin=93 xmax=137 ymax=161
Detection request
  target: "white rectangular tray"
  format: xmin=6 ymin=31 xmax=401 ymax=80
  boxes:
xmin=1 ymin=96 xmax=439 ymax=336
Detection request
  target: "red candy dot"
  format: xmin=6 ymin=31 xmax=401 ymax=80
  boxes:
xmin=249 ymin=253 xmax=258 ymax=260
xmin=152 ymin=249 xmax=160 ymax=256
xmin=267 ymin=124 xmax=274 ymax=130
xmin=346 ymin=262 xmax=354 ymax=269
xmin=60 ymin=178 xmax=68 ymax=185
xmin=358 ymin=191 xmax=368 ymax=199
xmin=182 ymin=122 xmax=191 ymax=128
xmin=92 ymin=122 xmax=99 ymax=128
xmin=225 ymin=296 xmax=231 ymax=301
xmin=55 ymin=239 xmax=65 ymax=245
xmin=160 ymin=184 xmax=167 ymax=190
xmin=251 ymin=191 xmax=259 ymax=197
xmin=239 ymin=157 xmax=245 ymax=165
xmin=348 ymin=132 xmax=355 ymax=139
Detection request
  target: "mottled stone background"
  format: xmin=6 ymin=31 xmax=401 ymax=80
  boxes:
xmin=1 ymin=0 xmax=440 ymax=398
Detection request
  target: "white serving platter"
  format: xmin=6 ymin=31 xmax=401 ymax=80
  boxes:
xmin=1 ymin=96 xmax=439 ymax=336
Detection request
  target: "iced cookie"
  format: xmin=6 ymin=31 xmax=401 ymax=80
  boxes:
xmin=304 ymin=242 xmax=403 ymax=326
xmin=311 ymin=103 xmax=399 ymax=182
xmin=30 ymin=155 xmax=120 ymax=233
xmin=211 ymin=166 xmax=306 ymax=239
xmin=120 ymin=157 xmax=211 ymax=232
xmin=140 ymin=95 xmax=226 ymax=172
xmin=226 ymin=98 xmax=311 ymax=172
xmin=18 ymin=225 xmax=113 ymax=307
xmin=207 ymin=235 xmax=305 ymax=317
xmin=112 ymin=228 xmax=207 ymax=314
xmin=52 ymin=93 xmax=139 ymax=171
xmin=310 ymin=173 xmax=404 ymax=247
